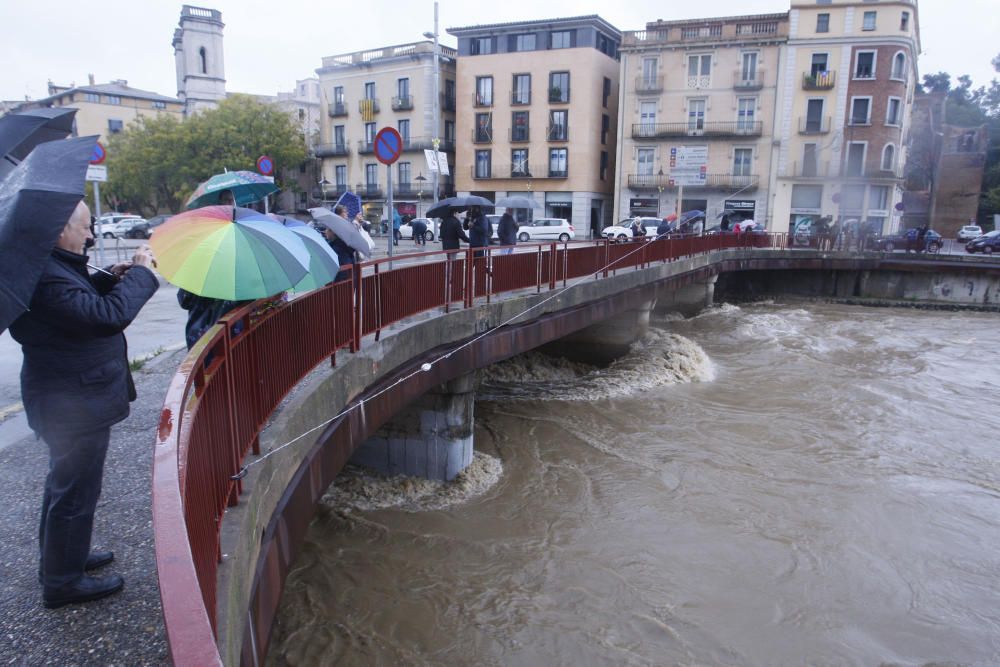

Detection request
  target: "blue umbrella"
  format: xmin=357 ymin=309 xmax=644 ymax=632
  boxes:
xmin=335 ymin=191 xmax=363 ymax=220
xmin=679 ymin=209 xmax=705 ymax=224
xmin=185 ymin=170 xmax=280 ymax=209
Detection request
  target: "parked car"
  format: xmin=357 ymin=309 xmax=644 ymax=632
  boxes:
xmin=875 ymin=229 xmax=943 ymax=253
xmin=957 ymin=225 xmax=983 ymax=241
xmin=965 ymin=229 xmax=1000 ymax=254
xmin=125 ymin=214 xmax=171 ymax=239
xmin=601 ymin=217 xmax=662 ymax=241
xmin=398 ymin=217 xmax=435 ymax=242
xmin=516 ymin=218 xmax=575 ymax=242
xmin=96 ymin=214 xmax=145 ymax=239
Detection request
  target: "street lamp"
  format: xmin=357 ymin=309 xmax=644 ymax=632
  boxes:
xmin=656 ymin=168 xmax=665 ymax=217
xmin=423 ymin=1 xmax=440 ymax=216
xmin=415 ymin=172 xmax=427 ymax=216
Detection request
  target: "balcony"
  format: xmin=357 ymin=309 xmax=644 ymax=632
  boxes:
xmin=391 ymin=95 xmax=413 ymax=111
xmin=473 ymin=93 xmax=493 ymax=108
xmin=358 ymin=98 xmax=380 ymax=115
xmin=802 ymin=71 xmax=836 ymax=90
xmin=630 ymin=120 xmax=763 ymax=139
xmin=472 ymin=127 xmax=493 ymax=144
xmin=783 ymin=161 xmax=830 ymax=178
xmin=635 ymin=75 xmax=664 ymax=94
xmin=356 ymin=183 xmax=383 ymax=199
xmin=399 ymin=136 xmax=455 ymax=153
xmin=509 ymin=127 xmax=530 ymax=143
xmin=798 ymin=117 xmax=831 ymax=135
xmin=394 ymin=182 xmax=418 ymax=196
xmin=734 ymin=69 xmax=766 ymax=90
xmin=627 ymin=173 xmax=670 ymax=190
xmin=548 ymin=88 xmax=570 ymax=104
xmin=441 ymin=94 xmax=456 ymax=112
xmin=627 ymin=173 xmax=759 ymax=190
xmin=687 ymin=75 xmax=711 ymax=89
xmin=313 ymin=143 xmax=350 ymax=158
xmin=357 ymin=139 xmax=375 ymax=154
xmin=328 ymin=102 xmax=348 ymax=118
xmin=511 ymin=91 xmax=531 ymax=106
xmin=547 ymin=125 xmax=569 ymax=142
xmin=471 ymin=164 xmax=569 ymax=179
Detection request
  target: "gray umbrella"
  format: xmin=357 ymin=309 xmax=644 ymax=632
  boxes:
xmin=309 ymin=207 xmax=372 ymax=258
xmin=426 ymin=195 xmax=495 ymax=218
xmin=494 ymin=195 xmax=541 ymax=209
xmin=0 ymin=108 xmax=78 ymax=179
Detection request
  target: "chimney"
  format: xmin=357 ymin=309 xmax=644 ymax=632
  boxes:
xmin=88 ymin=73 xmax=95 ymax=86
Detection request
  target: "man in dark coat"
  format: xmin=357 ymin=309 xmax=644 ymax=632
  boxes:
xmin=8 ymin=201 xmax=159 ymax=609
xmin=439 ymin=211 xmax=470 ymax=251
xmin=467 ymin=206 xmax=491 ymax=257
xmin=497 ymin=208 xmax=518 ymax=254
xmin=411 ymin=218 xmax=428 ymax=246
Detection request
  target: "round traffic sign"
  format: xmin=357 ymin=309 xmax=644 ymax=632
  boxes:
xmin=90 ymin=141 xmax=106 ymax=165
xmin=256 ymin=155 xmax=274 ymax=176
xmin=374 ymin=127 xmax=403 ymax=165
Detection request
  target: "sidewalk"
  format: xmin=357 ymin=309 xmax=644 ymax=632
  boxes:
xmin=0 ymin=347 xmax=187 ymax=665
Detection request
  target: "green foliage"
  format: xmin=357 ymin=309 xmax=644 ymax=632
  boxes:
xmin=104 ymin=95 xmax=307 ymax=216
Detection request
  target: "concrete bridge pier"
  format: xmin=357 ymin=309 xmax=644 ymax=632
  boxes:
xmin=653 ymin=275 xmax=718 ymax=317
xmin=542 ymin=299 xmax=656 ymax=365
xmin=350 ymin=372 xmax=478 ymax=481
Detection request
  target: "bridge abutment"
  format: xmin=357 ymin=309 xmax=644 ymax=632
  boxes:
xmin=541 ymin=299 xmax=655 ymax=365
xmin=349 ymin=372 xmax=478 ymax=481
xmin=653 ymin=275 xmax=718 ymax=316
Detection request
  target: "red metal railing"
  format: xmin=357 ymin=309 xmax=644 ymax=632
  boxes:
xmin=153 ymin=233 xmax=788 ymax=663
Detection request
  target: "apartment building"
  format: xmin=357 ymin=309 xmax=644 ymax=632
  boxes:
xmin=615 ymin=14 xmax=788 ymax=225
xmin=315 ymin=41 xmax=457 ymax=220
xmin=772 ymin=0 xmax=920 ymax=238
xmin=8 ymin=76 xmax=183 ymax=143
xmin=448 ymin=16 xmax=621 ymax=237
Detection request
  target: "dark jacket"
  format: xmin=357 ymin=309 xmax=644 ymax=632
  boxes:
xmin=177 ymin=289 xmax=243 ymax=349
xmin=497 ymin=213 xmax=518 ymax=245
xmin=439 ymin=214 xmax=470 ymax=250
xmin=656 ymin=221 xmax=674 ymax=237
xmin=468 ymin=212 xmax=492 ymax=248
xmin=9 ymin=248 xmax=159 ymax=438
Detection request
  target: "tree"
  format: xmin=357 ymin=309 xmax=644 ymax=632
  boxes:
xmin=104 ymin=94 xmax=308 ymax=215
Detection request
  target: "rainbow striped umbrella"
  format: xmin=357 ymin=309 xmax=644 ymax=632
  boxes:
xmin=268 ymin=214 xmax=341 ymax=292
xmin=185 ymin=170 xmax=279 ymax=209
xmin=151 ymin=206 xmax=311 ymax=300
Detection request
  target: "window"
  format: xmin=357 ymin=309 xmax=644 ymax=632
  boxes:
xmin=637 ymin=148 xmax=655 ymax=175
xmin=900 ymin=11 xmax=910 ymax=31
xmin=199 ymin=47 xmax=207 ymax=74
xmin=549 ymin=148 xmax=568 ymax=177
xmin=444 ymin=120 xmax=455 ymax=143
xmin=511 ymin=111 xmax=529 ymax=141
xmin=802 ymin=143 xmax=818 ymax=176
xmin=550 ymin=110 xmax=568 ymax=141
xmin=741 ymin=52 xmax=759 ymax=82
xmin=841 ymin=185 xmax=865 ymax=213
xmin=475 ymin=150 xmax=492 ymax=178
xmin=791 ymin=184 xmax=823 ymax=211
xmin=298 ymin=108 xmax=305 ymax=121
xmin=816 ymin=13 xmax=830 ymax=33
xmin=152 ymin=101 xmax=166 ymax=109
xmin=737 ymin=98 xmax=756 ymax=131
xmin=511 ymin=74 xmax=531 ymax=105
xmin=881 ymin=144 xmax=896 ymax=171
xmin=639 ymin=101 xmax=656 ymax=135
xmin=850 ymin=98 xmax=871 ymax=125
xmin=84 ymin=92 xmax=100 ymax=103
xmin=846 ymin=142 xmax=866 ymax=176
xmin=805 ymin=98 xmax=825 ymax=133
xmin=891 ymin=52 xmax=906 ymax=80
xmin=335 ymin=165 xmax=347 ymax=189
xmin=398 ymin=119 xmax=410 ymax=142
xmin=475 ymin=76 xmax=493 ymax=106
xmin=475 ymin=112 xmax=492 ymax=142
xmin=551 ymin=30 xmax=572 ymax=49
xmin=397 ymin=77 xmax=409 ymax=98
xmin=600 ymin=151 xmax=608 ymax=181
xmin=471 ymin=37 xmax=493 ymax=55
xmin=334 ymin=86 xmax=344 ymax=104
xmin=603 ymin=77 xmax=611 ymax=107
xmin=601 ymin=114 xmax=609 ymax=144
xmin=108 ymin=119 xmax=124 ymax=134
xmin=869 ymin=185 xmax=890 ymax=211
xmin=855 ymin=51 xmax=876 ymax=79
xmin=687 ymin=54 xmax=712 ymax=86
xmin=597 ymin=32 xmax=616 ymax=58
xmin=513 ymin=33 xmax=536 ymax=51
xmin=106 ymin=95 xmax=121 ymax=105
xmin=511 ymin=148 xmax=529 ymax=176
xmin=733 ymin=148 xmax=753 ymax=176
xmin=444 ymin=79 xmax=455 ymax=103
xmin=641 ymin=58 xmax=658 ymax=87
xmin=687 ymin=99 xmax=706 ymax=131
xmin=334 ymin=125 xmax=345 ymax=149
xmin=398 ymin=161 xmax=411 ymax=186
xmin=886 ymin=97 xmax=902 ymax=125
xmin=549 ymin=72 xmax=570 ymax=103
xmin=364 ymin=82 xmax=375 ymax=100
xmin=810 ymin=53 xmax=829 ymax=77
xmin=365 ymin=122 xmax=376 ymax=146
xmin=862 ymin=11 xmax=876 ymax=31
xmin=366 ymin=163 xmax=378 ymax=187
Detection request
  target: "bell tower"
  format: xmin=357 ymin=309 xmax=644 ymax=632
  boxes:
xmin=173 ymin=5 xmax=227 ymax=115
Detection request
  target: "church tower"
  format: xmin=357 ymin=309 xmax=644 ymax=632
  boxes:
xmin=173 ymin=5 xmax=227 ymax=115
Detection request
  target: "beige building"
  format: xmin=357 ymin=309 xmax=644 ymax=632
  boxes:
xmin=615 ymin=14 xmax=788 ymax=226
xmin=8 ymin=76 xmax=183 ymax=143
xmin=314 ymin=41 xmax=457 ymax=221
xmin=772 ymin=0 xmax=920 ymax=238
xmin=448 ymin=16 xmax=621 ymax=237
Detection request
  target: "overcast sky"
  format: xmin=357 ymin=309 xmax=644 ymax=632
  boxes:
xmin=2 ymin=0 xmax=997 ymax=102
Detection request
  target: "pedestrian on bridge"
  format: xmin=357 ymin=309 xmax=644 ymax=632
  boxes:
xmin=440 ymin=211 xmax=470 ymax=252
xmin=497 ymin=208 xmax=518 ymax=254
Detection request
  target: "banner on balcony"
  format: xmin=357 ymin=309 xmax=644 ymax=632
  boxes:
xmin=360 ymin=99 xmax=376 ymax=123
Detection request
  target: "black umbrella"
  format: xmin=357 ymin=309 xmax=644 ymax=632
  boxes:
xmin=426 ymin=195 xmax=495 ymax=218
xmin=0 ymin=108 xmax=78 ymax=179
xmin=0 ymin=135 xmax=97 ymax=333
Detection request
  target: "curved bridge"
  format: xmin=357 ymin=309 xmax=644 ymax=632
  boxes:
xmin=151 ymin=236 xmax=1000 ymax=664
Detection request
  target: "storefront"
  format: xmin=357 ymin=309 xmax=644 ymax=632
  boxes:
xmin=789 ymin=184 xmax=824 ymax=246
xmin=724 ymin=199 xmax=756 ymax=221
xmin=545 ymin=192 xmax=573 ymax=222
xmin=629 ymin=198 xmax=659 ymax=217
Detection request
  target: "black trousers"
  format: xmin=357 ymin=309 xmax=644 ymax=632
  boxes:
xmin=38 ymin=425 xmax=111 ymax=589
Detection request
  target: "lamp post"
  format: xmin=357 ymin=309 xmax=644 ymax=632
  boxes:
xmin=415 ymin=172 xmax=427 ymax=217
xmin=423 ymin=1 xmax=440 ymax=238
xmin=656 ymin=168 xmax=665 ymax=217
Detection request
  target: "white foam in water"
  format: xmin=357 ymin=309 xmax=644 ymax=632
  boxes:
xmin=480 ymin=330 xmax=715 ymax=402
xmin=321 ymin=452 xmax=503 ymax=512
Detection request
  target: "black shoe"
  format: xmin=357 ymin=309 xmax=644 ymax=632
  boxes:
xmin=43 ymin=574 xmax=124 ymax=609
xmin=38 ymin=550 xmax=115 ymax=584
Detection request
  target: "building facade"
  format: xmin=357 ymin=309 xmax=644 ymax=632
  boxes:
xmin=257 ymin=78 xmax=323 ymax=213
xmin=314 ymin=41 xmax=457 ymax=221
xmin=771 ymin=0 xmax=920 ymax=239
xmin=448 ymin=15 xmax=621 ymax=237
xmin=172 ymin=5 xmax=227 ymax=116
xmin=615 ymin=14 xmax=788 ymax=226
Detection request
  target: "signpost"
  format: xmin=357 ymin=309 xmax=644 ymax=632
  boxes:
xmin=374 ymin=127 xmax=403 ymax=259
xmin=669 ymin=146 xmax=707 ymax=215
xmin=256 ymin=155 xmax=274 ymax=212
xmin=87 ymin=142 xmax=107 ymax=263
